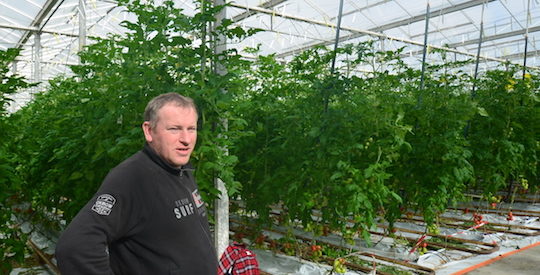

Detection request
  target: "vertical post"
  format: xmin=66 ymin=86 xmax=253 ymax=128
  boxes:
xmin=471 ymin=1 xmax=485 ymax=97
xmin=11 ymin=60 xmax=17 ymax=75
xmin=325 ymin=0 xmax=345 ymax=114
xmin=522 ymin=0 xmax=531 ymax=79
xmin=419 ymin=1 xmax=430 ymax=92
xmin=212 ymin=0 xmax=229 ymax=259
xmin=380 ymin=38 xmax=385 ymax=72
xmin=33 ymin=33 xmax=42 ymax=85
xmin=79 ymin=0 xmax=86 ymax=52
xmin=9 ymin=61 xmax=18 ymax=113
xmin=465 ymin=1 xmax=486 ymax=138
xmin=330 ymin=0 xmax=345 ymax=73
xmin=522 ymin=36 xmax=528 ymax=78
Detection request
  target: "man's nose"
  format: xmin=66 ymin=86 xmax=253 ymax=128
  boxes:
xmin=178 ymin=130 xmax=189 ymax=143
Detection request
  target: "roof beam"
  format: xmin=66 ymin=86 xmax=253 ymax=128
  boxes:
xmin=371 ymin=0 xmax=496 ymax=34
xmin=405 ymin=26 xmax=540 ymax=57
xmin=274 ymin=0 xmax=496 ymax=58
xmin=231 ymin=0 xmax=288 ymax=23
xmin=14 ymin=57 xmax=78 ymax=67
xmin=499 ymin=49 xmax=540 ymax=61
xmin=229 ymin=2 xmax=509 ymax=64
xmin=0 ymin=23 xmax=78 ymax=38
xmin=447 ymin=25 xmax=540 ymax=49
xmin=409 ymin=23 xmax=474 ymax=40
xmin=339 ymin=0 xmax=392 ymax=21
xmin=15 ymin=0 xmax=63 ymax=49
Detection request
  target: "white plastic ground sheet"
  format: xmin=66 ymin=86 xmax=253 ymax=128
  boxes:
xmin=434 ymin=202 xmax=540 ymax=275
xmin=9 ymin=213 xmax=58 ymax=275
xmin=10 ymin=267 xmax=53 ymax=275
xmin=435 ymin=235 xmax=540 ymax=275
xmin=246 ymin=201 xmax=540 ymax=275
xmin=255 ymin=249 xmax=364 ymax=275
xmin=254 ymin=230 xmax=540 ymax=275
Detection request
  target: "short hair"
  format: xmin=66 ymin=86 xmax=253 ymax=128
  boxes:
xmin=144 ymin=92 xmax=198 ymax=127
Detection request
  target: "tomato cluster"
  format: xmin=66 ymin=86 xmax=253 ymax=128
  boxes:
xmin=282 ymin=242 xmax=295 ymax=256
xmin=309 ymin=244 xmax=322 ymax=260
xmin=333 ymin=258 xmax=347 ymax=274
xmin=254 ymin=234 xmax=266 ymax=249
xmin=507 ymin=211 xmax=514 ymax=221
xmin=418 ymin=241 xmax=429 ymax=255
xmin=473 ymin=213 xmax=485 ymax=225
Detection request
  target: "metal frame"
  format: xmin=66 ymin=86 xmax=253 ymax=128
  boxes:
xmin=15 ymin=0 xmax=63 ymax=49
xmin=230 ymin=2 xmax=515 ymax=65
xmin=1 ymin=0 xmax=539 ymax=90
xmin=272 ymin=0 xmax=496 ymax=58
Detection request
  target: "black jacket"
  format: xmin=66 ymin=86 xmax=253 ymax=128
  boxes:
xmin=55 ymin=144 xmax=217 ymax=274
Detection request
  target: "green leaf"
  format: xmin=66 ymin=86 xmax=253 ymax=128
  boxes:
xmin=477 ymin=106 xmax=489 ymax=117
xmin=390 ymin=192 xmax=402 ymax=203
xmin=69 ymin=172 xmax=83 ymax=180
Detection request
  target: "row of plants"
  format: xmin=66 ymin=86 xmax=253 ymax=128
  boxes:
xmin=0 ymin=0 xmax=538 ymax=271
xmin=0 ymin=48 xmax=36 ymax=272
xmin=233 ymin=44 xmax=539 ymax=239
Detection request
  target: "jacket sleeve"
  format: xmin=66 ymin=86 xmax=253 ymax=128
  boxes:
xmin=55 ymin=168 xmax=143 ymax=274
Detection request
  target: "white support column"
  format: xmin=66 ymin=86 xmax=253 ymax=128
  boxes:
xmin=33 ymin=33 xmax=42 ymax=84
xmin=11 ymin=60 xmax=17 ymax=74
xmin=213 ymin=0 xmax=229 ymax=259
xmin=214 ymin=176 xmax=229 ymax=258
xmin=78 ymin=0 xmax=86 ymax=52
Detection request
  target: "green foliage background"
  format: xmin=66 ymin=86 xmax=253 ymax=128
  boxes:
xmin=1 ymin=48 xmax=36 ymax=272
xmin=0 ymin=0 xmax=538 ymax=270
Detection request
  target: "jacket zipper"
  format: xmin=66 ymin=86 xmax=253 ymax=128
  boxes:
xmin=177 ymin=172 xmax=217 ymax=258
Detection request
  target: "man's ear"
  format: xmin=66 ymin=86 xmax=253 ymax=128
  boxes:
xmin=142 ymin=121 xmax=153 ymax=143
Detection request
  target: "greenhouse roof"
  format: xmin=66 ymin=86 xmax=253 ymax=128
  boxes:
xmin=1 ymin=0 xmax=539 ymax=110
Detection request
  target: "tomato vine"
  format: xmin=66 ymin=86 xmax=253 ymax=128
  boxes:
xmin=0 ymin=48 xmax=36 ymax=272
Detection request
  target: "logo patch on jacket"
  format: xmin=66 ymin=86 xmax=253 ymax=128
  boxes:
xmin=192 ymin=189 xmax=204 ymax=208
xmin=92 ymin=194 xmax=116 ymax=216
xmin=174 ymin=198 xmax=194 ymax=220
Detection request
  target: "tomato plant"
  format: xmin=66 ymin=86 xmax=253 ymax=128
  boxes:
xmin=467 ymin=67 xmax=539 ymax=196
xmin=6 ymin=0 xmax=257 ymax=239
xmin=0 ymin=48 xmax=35 ymax=272
xmin=232 ymin=43 xmax=410 ymax=242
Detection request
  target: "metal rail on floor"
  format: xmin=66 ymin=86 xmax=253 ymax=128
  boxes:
xmin=27 ymin=239 xmax=59 ymax=275
xmin=307 ymin=208 xmax=497 ymax=254
xmin=373 ymin=224 xmax=499 ymax=255
xmin=400 ymin=214 xmax=540 ymax=236
xmin=464 ymin=193 xmax=540 ymax=204
xmin=450 ymin=206 xmax=540 ymax=218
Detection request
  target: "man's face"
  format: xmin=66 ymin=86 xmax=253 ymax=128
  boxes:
xmin=143 ymin=103 xmax=198 ymax=168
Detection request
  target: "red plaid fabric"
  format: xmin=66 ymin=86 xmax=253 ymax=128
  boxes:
xmin=217 ymin=242 xmax=260 ymax=275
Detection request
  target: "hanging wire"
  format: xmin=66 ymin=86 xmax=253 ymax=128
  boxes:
xmin=464 ymin=0 xmax=487 ymax=138
xmin=471 ymin=0 xmax=487 ymax=97
xmin=418 ymin=0 xmax=431 ymax=109
xmin=325 ymin=0 xmax=345 ymax=114
xmin=419 ymin=1 xmax=430 ymax=91
xmin=330 ymin=0 xmax=345 ymax=74
xmin=522 ymin=0 xmax=531 ymax=79
xmin=40 ymin=0 xmax=67 ymax=30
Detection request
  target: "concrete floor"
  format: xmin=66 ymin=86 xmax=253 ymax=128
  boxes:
xmin=462 ymin=243 xmax=540 ymax=275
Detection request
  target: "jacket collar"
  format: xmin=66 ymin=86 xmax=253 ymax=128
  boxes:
xmin=142 ymin=143 xmax=194 ymax=176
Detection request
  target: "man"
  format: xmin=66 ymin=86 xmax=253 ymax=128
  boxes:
xmin=55 ymin=93 xmax=217 ymax=274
